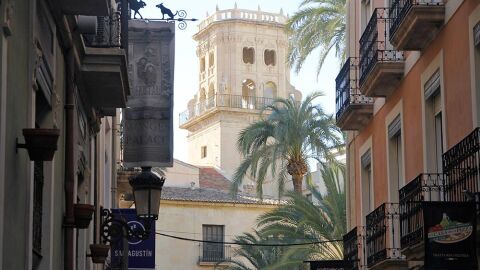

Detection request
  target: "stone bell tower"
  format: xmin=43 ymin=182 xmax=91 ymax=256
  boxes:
xmin=179 ymin=4 xmax=301 ymax=197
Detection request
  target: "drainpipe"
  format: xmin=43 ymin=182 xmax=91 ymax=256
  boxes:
xmin=111 ymin=115 xmax=118 ymax=208
xmin=64 ymin=48 xmax=76 ymax=270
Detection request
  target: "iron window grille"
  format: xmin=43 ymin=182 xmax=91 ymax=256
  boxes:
xmin=200 ymin=225 xmax=226 ymax=263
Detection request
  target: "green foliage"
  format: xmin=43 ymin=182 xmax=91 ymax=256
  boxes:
xmin=226 ymin=164 xmax=346 ymax=269
xmin=286 ymin=0 xmax=346 ymax=77
xmin=232 ymin=92 xmax=343 ymax=197
xmin=257 ymin=165 xmax=346 ymax=261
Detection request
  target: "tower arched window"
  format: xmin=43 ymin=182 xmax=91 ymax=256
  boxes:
xmin=264 ymin=50 xmax=276 ymax=66
xmin=243 ymin=47 xmax=255 ymax=64
xmin=264 ymin=81 xmax=277 ymax=100
xmin=242 ymin=79 xmax=256 ymax=109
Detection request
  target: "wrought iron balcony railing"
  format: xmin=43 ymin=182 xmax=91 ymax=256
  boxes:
xmin=389 ymin=0 xmax=445 ymax=50
xmin=359 ymin=8 xmax=404 ymax=90
xmin=179 ymin=94 xmax=275 ymax=126
xmin=366 ymin=203 xmax=404 ymax=268
xmin=335 ymin=57 xmax=374 ymax=129
xmin=343 ymin=227 xmax=362 ymax=270
xmin=443 ymin=127 xmax=480 ymax=202
xmin=84 ymin=13 xmax=122 ymax=48
xmin=198 ymin=243 xmax=231 ymax=263
xmin=399 ymin=173 xmax=446 ymax=250
xmin=389 ymin=0 xmax=444 ymax=37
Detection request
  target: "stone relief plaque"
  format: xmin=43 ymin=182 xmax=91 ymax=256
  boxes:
xmin=124 ymin=21 xmax=174 ymax=167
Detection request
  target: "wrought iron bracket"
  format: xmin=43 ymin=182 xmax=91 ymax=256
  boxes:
xmin=143 ymin=13 xmax=198 ymax=30
xmin=100 ymin=208 xmax=151 ymax=244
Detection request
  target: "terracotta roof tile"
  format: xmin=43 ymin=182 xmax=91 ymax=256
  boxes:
xmin=199 ymin=167 xmax=231 ymax=192
xmin=161 ymin=186 xmax=282 ymax=205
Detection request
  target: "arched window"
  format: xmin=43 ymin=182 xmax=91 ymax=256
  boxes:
xmin=243 ymin=47 xmax=255 ymax=64
xmin=264 ymin=50 xmax=276 ymax=66
xmin=242 ymin=79 xmax=256 ymax=109
xmin=200 ymin=57 xmax=206 ymax=72
xmin=264 ymin=81 xmax=277 ymax=100
xmin=199 ymin=88 xmax=207 ymax=112
xmin=207 ymin=83 xmax=215 ymax=108
xmin=209 ymin=52 xmax=214 ymax=67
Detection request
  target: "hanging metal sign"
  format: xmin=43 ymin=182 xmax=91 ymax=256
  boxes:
xmin=123 ymin=20 xmax=174 ymax=167
xmin=423 ymin=201 xmax=477 ymax=270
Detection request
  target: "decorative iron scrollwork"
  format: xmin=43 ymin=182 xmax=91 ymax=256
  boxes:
xmin=100 ymin=208 xmax=151 ymax=244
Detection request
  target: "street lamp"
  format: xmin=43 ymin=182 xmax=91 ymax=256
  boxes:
xmin=100 ymin=167 xmax=165 ymax=245
xmin=129 ymin=167 xmax=166 ymax=220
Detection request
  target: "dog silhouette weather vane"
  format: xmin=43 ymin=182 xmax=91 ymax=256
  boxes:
xmin=126 ymin=1 xmax=197 ymax=30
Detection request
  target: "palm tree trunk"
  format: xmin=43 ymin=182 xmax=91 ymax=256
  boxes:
xmin=292 ymin=174 xmax=303 ymax=193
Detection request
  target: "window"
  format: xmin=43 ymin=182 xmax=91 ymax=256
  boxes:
xmin=424 ymin=71 xmax=443 ymax=173
xmin=242 ymin=47 xmax=255 ymax=64
xmin=473 ymin=22 xmax=480 ymax=126
xmin=361 ymin=0 xmax=372 ymax=32
xmin=209 ymin=52 xmax=214 ymax=67
xmin=263 ymin=81 xmax=277 ymax=100
xmin=242 ymin=79 xmax=256 ymax=109
xmin=388 ymin=115 xmax=403 ymax=203
xmin=202 ymin=225 xmax=225 ymax=262
xmin=361 ymin=150 xmax=372 ymax=223
xmin=264 ymin=49 xmax=276 ymax=66
xmin=201 ymin=146 xmax=207 ymax=158
xmin=200 ymin=57 xmax=205 ymax=72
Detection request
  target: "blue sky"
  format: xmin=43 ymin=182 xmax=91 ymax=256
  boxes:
xmin=140 ymin=1 xmax=340 ymax=161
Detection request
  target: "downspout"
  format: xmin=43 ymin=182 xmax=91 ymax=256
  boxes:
xmin=111 ymin=115 xmax=118 ymax=208
xmin=64 ymin=48 xmax=76 ymax=270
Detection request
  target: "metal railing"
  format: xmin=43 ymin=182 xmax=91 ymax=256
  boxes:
xmin=443 ymin=127 xmax=480 ymax=202
xmin=359 ymin=8 xmax=405 ymax=87
xmin=389 ymin=0 xmax=445 ymax=38
xmin=335 ymin=57 xmax=374 ymax=121
xmin=399 ymin=173 xmax=446 ymax=250
xmin=198 ymin=243 xmax=232 ymax=263
xmin=366 ymin=203 xmax=403 ymax=267
xmin=84 ymin=13 xmax=122 ymax=48
xmin=343 ymin=227 xmax=361 ymax=270
xmin=179 ymin=94 xmax=275 ymax=126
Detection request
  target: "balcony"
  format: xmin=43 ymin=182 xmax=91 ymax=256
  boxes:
xmin=198 ymin=243 xmax=231 ymax=265
xmin=179 ymin=94 xmax=275 ymax=128
xmin=366 ymin=203 xmax=407 ymax=269
xmin=359 ymin=8 xmax=405 ymax=98
xmin=443 ymin=127 xmax=480 ymax=202
xmin=343 ymin=227 xmax=362 ymax=270
xmin=80 ymin=14 xmax=129 ymax=114
xmin=399 ymin=173 xmax=446 ymax=261
xmin=389 ymin=0 xmax=445 ymax=51
xmin=336 ymin=57 xmax=374 ymax=130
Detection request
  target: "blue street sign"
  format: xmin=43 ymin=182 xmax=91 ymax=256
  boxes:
xmin=111 ymin=208 xmax=155 ymax=269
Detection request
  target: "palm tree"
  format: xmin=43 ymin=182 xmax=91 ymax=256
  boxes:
xmin=223 ymin=231 xmax=303 ymax=270
xmin=287 ymin=0 xmax=346 ymax=77
xmin=257 ymin=164 xmax=346 ymax=261
xmin=232 ymin=92 xmax=342 ymax=196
